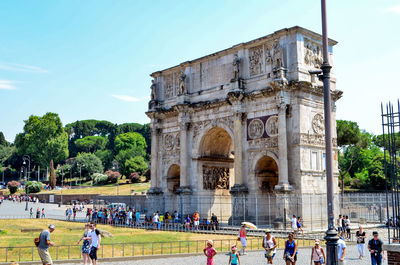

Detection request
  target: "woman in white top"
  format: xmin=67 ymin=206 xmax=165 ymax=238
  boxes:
xmin=310 ymin=239 xmax=325 ymax=265
xmin=262 ymin=229 xmax=277 ymax=264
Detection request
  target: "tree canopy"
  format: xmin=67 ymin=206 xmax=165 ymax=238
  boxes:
xmin=15 ymin=113 xmax=69 ymax=168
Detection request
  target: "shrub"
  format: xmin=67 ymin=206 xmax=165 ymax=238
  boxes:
xmin=105 ymin=170 xmax=121 ymax=184
xmin=128 ymin=172 xmax=140 ymax=183
xmin=92 ymin=173 xmax=108 ymax=185
xmin=7 ymin=181 xmax=20 ymax=194
xmin=25 ymin=181 xmax=43 ymax=193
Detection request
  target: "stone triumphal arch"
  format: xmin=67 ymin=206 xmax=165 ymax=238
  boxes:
xmin=146 ymin=26 xmax=342 ymax=228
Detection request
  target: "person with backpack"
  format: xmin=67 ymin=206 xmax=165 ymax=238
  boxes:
xmin=368 ymin=231 xmax=385 ymax=265
xmin=310 ymin=239 xmax=325 ymax=265
xmin=36 ymin=224 xmax=56 ymax=265
xmin=283 ymin=233 xmax=298 ymax=265
xmin=83 ymin=223 xmax=101 ymax=265
xmin=263 ymin=229 xmax=277 ymax=264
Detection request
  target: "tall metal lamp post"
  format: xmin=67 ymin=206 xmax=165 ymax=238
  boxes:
xmin=22 ymin=155 xmax=31 ymax=181
xmin=60 ymin=168 xmax=65 ymax=206
xmin=309 ymin=1 xmax=338 ymax=264
xmin=112 ymin=160 xmax=120 ymax=196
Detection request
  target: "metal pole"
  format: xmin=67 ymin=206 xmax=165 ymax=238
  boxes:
xmin=320 ymin=0 xmax=338 ymax=264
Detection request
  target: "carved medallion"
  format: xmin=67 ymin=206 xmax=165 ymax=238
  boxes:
xmin=249 ymin=45 xmax=263 ymax=76
xmin=312 ymin=114 xmax=325 ymax=135
xmin=248 ymin=118 xmax=264 ymax=139
xmin=164 ymin=134 xmax=174 ymax=150
xmin=203 ymin=165 xmax=230 ymax=190
xmin=265 ymin=116 xmax=279 ymax=136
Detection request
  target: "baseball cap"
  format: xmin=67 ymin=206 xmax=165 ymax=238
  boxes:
xmin=48 ymin=224 xmax=56 ymax=229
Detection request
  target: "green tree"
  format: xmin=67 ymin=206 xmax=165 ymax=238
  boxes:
xmin=94 ymin=149 xmax=113 ymax=170
xmin=15 ymin=113 xmax=69 ymax=168
xmin=337 ymin=120 xmax=371 ymax=191
xmin=0 ymin=145 xmax=15 ymax=166
xmin=25 ymin=181 xmax=43 ymax=193
xmin=73 ymin=153 xmax=104 ymax=181
xmin=124 ymin=156 xmax=148 ymax=176
xmin=114 ymin=132 xmax=147 ymax=155
xmin=0 ymin=132 xmax=9 ymax=146
xmin=74 ymin=136 xmax=107 ymax=153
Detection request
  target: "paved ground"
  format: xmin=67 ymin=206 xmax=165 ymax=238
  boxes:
xmin=60 ymin=244 xmax=386 ymax=265
xmin=0 ymin=199 xmax=87 ymax=220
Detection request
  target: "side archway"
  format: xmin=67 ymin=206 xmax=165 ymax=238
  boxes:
xmin=166 ymin=164 xmax=180 ymax=194
xmin=255 ymin=156 xmax=279 ymax=192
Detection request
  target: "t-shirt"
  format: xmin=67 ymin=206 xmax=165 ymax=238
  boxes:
xmin=89 ymin=230 xmax=100 ymax=248
xmin=291 ymin=218 xmax=297 ymax=228
xmin=38 ymin=230 xmax=51 ymax=250
xmin=356 ymin=231 xmax=366 ymax=244
xmin=337 ymin=238 xmax=346 ymax=259
xmin=368 ymin=239 xmax=383 ymax=254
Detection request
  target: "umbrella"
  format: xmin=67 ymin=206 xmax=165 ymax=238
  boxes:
xmin=241 ymin=222 xmax=257 ymax=229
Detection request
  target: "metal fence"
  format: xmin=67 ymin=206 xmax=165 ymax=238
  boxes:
xmin=93 ymin=193 xmax=386 ymax=231
xmin=0 ymin=237 xmax=317 ymax=263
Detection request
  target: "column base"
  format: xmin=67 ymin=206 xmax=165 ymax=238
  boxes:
xmin=176 ymin=186 xmax=193 ymax=195
xmin=274 ymin=183 xmax=294 ymax=193
xmin=230 ymin=184 xmax=249 ymax=194
xmin=147 ymin=187 xmax=163 ymax=195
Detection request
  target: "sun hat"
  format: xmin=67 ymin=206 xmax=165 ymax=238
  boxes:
xmin=265 ymin=229 xmax=271 ymax=233
xmin=231 ymin=245 xmax=237 ymax=250
xmin=315 ymin=239 xmax=320 ymax=244
xmin=207 ymin=240 xmax=214 ymax=246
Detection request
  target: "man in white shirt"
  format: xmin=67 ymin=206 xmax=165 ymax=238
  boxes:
xmin=84 ymin=223 xmax=101 ymax=265
xmin=291 ymin=215 xmax=297 ymax=234
xmin=338 ymin=236 xmax=346 ymax=265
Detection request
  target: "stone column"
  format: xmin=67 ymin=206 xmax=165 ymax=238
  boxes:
xmin=148 ymin=125 xmax=162 ymax=195
xmin=230 ymin=112 xmax=247 ymax=192
xmin=176 ymin=107 xmax=192 ymax=195
xmin=274 ymin=101 xmax=293 ymax=192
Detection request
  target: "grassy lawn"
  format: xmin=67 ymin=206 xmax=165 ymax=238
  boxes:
xmin=0 ymin=219 xmax=314 ymax=262
xmin=0 ymin=181 xmax=151 ymax=196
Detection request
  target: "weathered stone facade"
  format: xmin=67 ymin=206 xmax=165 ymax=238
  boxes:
xmin=146 ymin=26 xmax=342 ymax=227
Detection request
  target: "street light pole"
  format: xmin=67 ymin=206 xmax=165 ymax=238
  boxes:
xmin=112 ymin=160 xmax=119 ymax=196
xmin=320 ymin=0 xmax=338 ymax=264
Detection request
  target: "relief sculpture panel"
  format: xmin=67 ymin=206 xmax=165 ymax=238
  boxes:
xmin=249 ymin=45 xmax=264 ymax=76
xmin=203 ymin=165 xmax=230 ymax=190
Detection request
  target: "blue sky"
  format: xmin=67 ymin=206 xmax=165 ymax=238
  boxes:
xmin=0 ymin=0 xmax=399 ymax=142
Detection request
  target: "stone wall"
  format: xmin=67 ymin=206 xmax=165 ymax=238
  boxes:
xmin=384 ymin=244 xmax=400 ymax=264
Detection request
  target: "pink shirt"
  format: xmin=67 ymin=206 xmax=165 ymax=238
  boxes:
xmin=240 ymin=228 xmax=246 ymax=238
xmin=206 ymin=247 xmax=216 ymax=265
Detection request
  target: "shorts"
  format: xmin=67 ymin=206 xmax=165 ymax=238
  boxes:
xmin=89 ymin=246 xmax=98 ymax=260
xmin=194 ymin=221 xmax=199 ymax=226
xmin=240 ymin=237 xmax=247 ymax=247
xmin=265 ymin=253 xmax=276 ymax=259
xmin=338 ymin=227 xmax=343 ymax=232
xmin=292 ymin=226 xmax=297 ymax=231
xmin=38 ymin=247 xmax=53 ymax=264
xmin=285 ymin=253 xmax=297 ymax=262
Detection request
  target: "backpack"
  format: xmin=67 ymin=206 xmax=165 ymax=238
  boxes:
xmin=34 ymin=232 xmax=42 ymax=247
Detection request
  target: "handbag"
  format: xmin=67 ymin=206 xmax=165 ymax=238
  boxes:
xmin=319 ymin=257 xmax=324 ymax=264
xmin=34 ymin=232 xmax=41 ymax=247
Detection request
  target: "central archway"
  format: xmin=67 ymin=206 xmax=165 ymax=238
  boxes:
xmin=199 ymin=127 xmax=233 ymax=159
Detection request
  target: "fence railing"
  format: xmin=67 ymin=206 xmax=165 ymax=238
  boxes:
xmin=0 ymin=237 xmax=316 ymax=263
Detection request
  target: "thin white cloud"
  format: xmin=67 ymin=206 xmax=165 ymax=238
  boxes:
xmin=0 ymin=79 xmax=17 ymax=90
xmin=0 ymin=62 xmax=48 ymax=73
xmin=384 ymin=4 xmax=400 ymax=14
xmin=112 ymin=95 xmax=141 ymax=102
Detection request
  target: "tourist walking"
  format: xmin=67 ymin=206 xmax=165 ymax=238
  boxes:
xmin=337 ymin=215 xmax=343 ymax=236
xmin=185 ymin=214 xmax=191 ymax=230
xmin=73 ymin=207 xmax=77 ymax=221
xmin=30 ymin=207 xmax=33 ymax=218
xmin=193 ymin=210 xmax=200 ymax=231
xmin=356 ymin=226 xmax=366 ymax=259
xmin=211 ymin=213 xmax=218 ymax=232
xmin=338 ymin=236 xmax=346 ymax=265
xmin=36 ymin=208 xmax=40 ymax=219
xmin=297 ymin=216 xmax=303 ymax=236
xmin=283 ymin=233 xmax=298 ymax=265
xmin=41 ymin=208 xmax=45 ymax=218
xmin=263 ymin=229 xmax=277 ymax=264
xmin=203 ymin=239 xmax=217 ymax=265
xmin=229 ymin=245 xmax=240 ymax=265
xmin=345 ymin=216 xmax=351 ymax=239
xmin=238 ymin=224 xmax=247 ymax=255
xmin=36 ymin=224 xmax=56 ymax=265
xmin=84 ymin=223 xmax=101 ymax=265
xmin=76 ymin=223 xmax=91 ymax=265
xmin=368 ymin=231 xmax=385 ymax=265
xmin=291 ymin=215 xmax=297 ymax=235
xmin=310 ymin=239 xmax=325 ymax=265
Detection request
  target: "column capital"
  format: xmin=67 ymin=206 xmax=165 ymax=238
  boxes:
xmin=180 ymin=122 xmax=191 ymax=131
